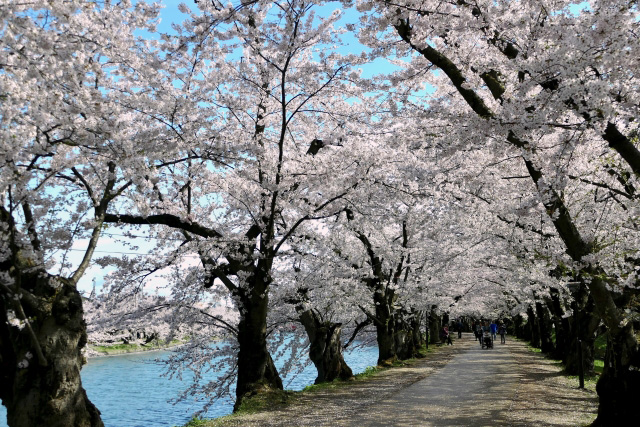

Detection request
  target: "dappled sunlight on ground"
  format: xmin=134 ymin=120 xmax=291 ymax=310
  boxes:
xmin=507 ymin=342 xmax=597 ymax=427
xmin=210 ymin=334 xmax=597 ymax=426
xmin=353 ymin=339 xmax=521 ymax=426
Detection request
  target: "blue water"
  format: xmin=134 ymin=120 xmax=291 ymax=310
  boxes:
xmin=0 ymin=344 xmax=377 ymax=427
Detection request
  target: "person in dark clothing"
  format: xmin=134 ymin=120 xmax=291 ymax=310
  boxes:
xmin=457 ymin=320 xmax=463 ymax=339
xmin=440 ymin=325 xmax=453 ymax=345
xmin=498 ymin=322 xmax=507 ymax=344
xmin=476 ymin=323 xmax=483 ymax=344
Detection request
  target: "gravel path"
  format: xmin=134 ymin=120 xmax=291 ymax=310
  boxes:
xmin=207 ymin=334 xmax=598 ymax=427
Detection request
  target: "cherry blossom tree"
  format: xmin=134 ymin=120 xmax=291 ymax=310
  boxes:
xmin=100 ymin=0 xmax=381 ymax=409
xmin=354 ymin=0 xmax=640 ymax=423
xmin=0 ymin=1 xmax=159 ymax=426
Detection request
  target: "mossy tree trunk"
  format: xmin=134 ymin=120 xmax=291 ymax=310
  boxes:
xmin=233 ymin=267 xmax=283 ymax=411
xmin=594 ymin=327 xmax=640 ymax=426
xmin=394 ymin=309 xmax=422 ymax=360
xmin=0 ymin=273 xmax=103 ymax=427
xmin=372 ymin=286 xmax=397 ymax=364
xmin=428 ymin=306 xmax=441 ymax=345
xmin=411 ymin=310 xmax=425 ymax=349
xmin=355 ymin=223 xmax=410 ymax=365
xmin=1 ymin=182 xmax=118 ymax=427
xmin=290 ymin=288 xmax=353 ymax=384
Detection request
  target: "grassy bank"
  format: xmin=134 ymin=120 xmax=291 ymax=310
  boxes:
xmin=89 ymin=339 xmax=183 ymax=356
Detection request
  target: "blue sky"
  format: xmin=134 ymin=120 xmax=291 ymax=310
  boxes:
xmin=150 ymin=0 xmax=399 ymax=78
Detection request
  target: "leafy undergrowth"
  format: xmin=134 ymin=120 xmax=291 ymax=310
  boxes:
xmin=181 ymin=343 xmax=447 ymax=427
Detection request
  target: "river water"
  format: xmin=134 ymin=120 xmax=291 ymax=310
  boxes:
xmin=0 ymin=343 xmax=377 ymax=427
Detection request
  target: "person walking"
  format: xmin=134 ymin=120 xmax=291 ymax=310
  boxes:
xmin=499 ymin=322 xmax=507 ymax=344
xmin=490 ymin=320 xmax=498 ymax=342
xmin=457 ymin=319 xmax=463 ymax=339
xmin=479 ymin=321 xmax=491 ymax=347
xmin=440 ymin=325 xmax=453 ymax=345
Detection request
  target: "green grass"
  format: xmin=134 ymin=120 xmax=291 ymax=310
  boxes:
xmin=594 ymin=359 xmax=604 ymax=375
xmin=235 ymin=389 xmax=297 ymax=414
xmin=178 ymin=417 xmax=209 ymax=427
xmin=565 ymin=372 xmax=598 ymax=390
xmin=357 ymin=365 xmax=382 ymax=378
xmin=522 ymin=337 xmax=600 ymax=391
xmin=594 ymin=333 xmax=607 ymax=359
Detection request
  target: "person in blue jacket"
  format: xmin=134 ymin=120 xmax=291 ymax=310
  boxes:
xmin=490 ymin=320 xmax=498 ymax=342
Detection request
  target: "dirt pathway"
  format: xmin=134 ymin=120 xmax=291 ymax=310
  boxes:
xmin=349 ymin=335 xmax=520 ymax=426
xmin=207 ymin=334 xmax=597 ymax=426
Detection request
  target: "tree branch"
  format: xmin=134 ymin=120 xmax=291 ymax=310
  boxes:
xmin=104 ymin=213 xmax=223 ymax=239
xmin=602 ymin=122 xmax=640 ymax=178
xmin=344 ymin=317 xmax=372 ymax=349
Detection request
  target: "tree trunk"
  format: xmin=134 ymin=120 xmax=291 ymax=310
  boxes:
xmin=585 ymin=274 xmax=640 ymax=426
xmin=428 ymin=306 xmax=440 ymax=345
xmin=564 ymin=284 xmax=599 ymax=375
xmin=441 ymin=312 xmax=450 ymax=327
xmin=374 ymin=289 xmax=396 ymax=365
xmin=536 ymin=300 xmax=555 ymax=354
xmin=0 ymin=275 xmax=103 ymax=427
xmin=297 ymin=307 xmax=352 ymax=384
xmin=514 ymin=314 xmax=526 ymax=339
xmin=411 ymin=310 xmax=425 ymax=349
xmin=394 ymin=311 xmax=420 ymax=360
xmin=527 ymin=305 xmax=541 ymax=348
xmin=593 ymin=327 xmax=640 ymax=426
xmin=394 ymin=317 xmax=410 ymax=359
xmin=234 ymin=273 xmax=283 ymax=411
xmin=547 ymin=289 xmax=570 ymax=361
